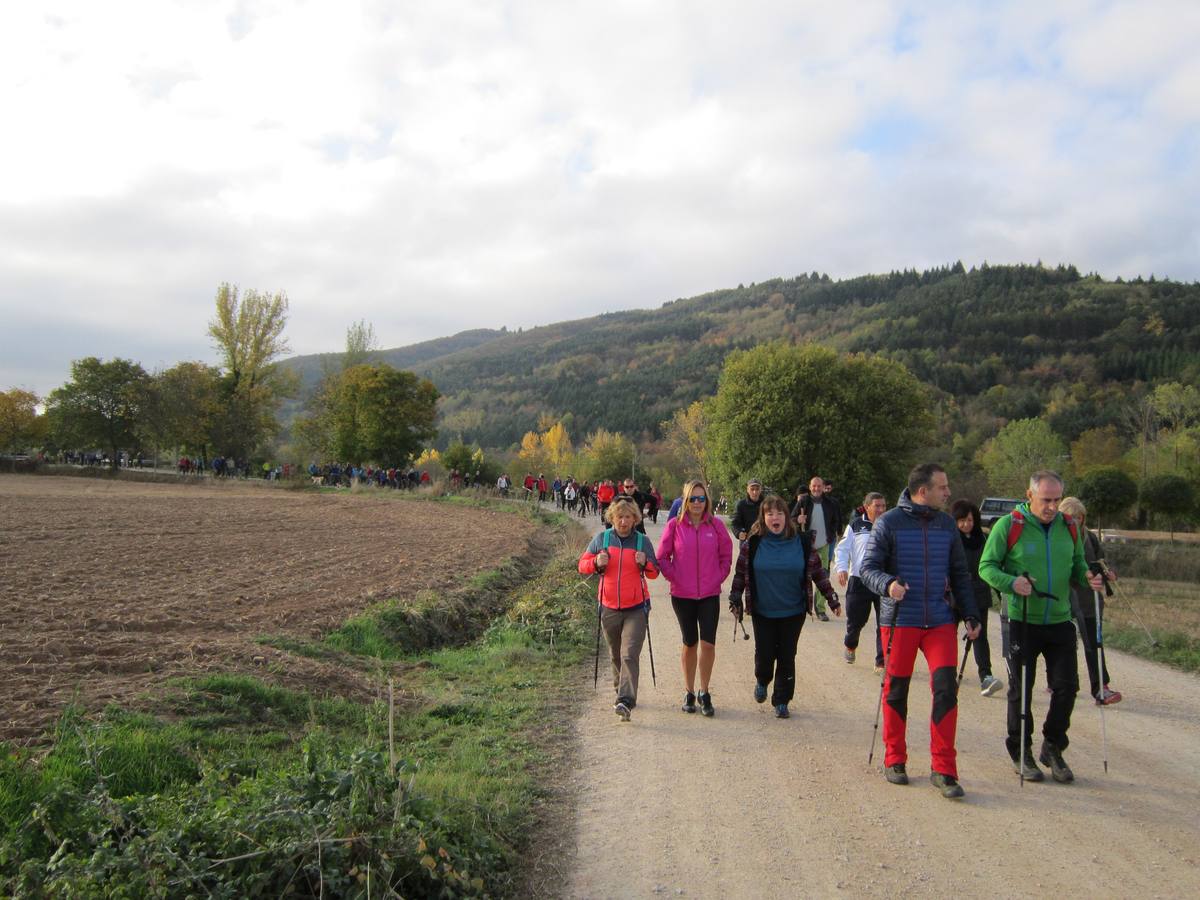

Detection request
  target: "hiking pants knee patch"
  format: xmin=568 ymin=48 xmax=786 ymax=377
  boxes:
xmin=931 ymin=665 xmax=958 ymax=724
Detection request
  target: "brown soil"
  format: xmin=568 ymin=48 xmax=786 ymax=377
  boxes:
xmin=567 ymin=516 xmax=1200 ymax=899
xmin=0 ymin=475 xmax=535 ymax=743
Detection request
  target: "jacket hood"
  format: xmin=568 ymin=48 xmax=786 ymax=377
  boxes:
xmin=897 ymin=488 xmax=938 ymax=520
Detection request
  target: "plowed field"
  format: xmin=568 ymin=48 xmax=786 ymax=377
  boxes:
xmin=0 ymin=475 xmax=533 ymax=743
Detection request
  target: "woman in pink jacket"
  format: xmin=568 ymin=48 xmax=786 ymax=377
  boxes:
xmin=656 ymin=479 xmax=734 ymax=716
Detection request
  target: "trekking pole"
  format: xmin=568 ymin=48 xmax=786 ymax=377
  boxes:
xmin=956 ymin=633 xmax=973 ymax=688
xmin=640 ymin=568 xmax=657 ymax=687
xmin=1016 ymin=571 xmax=1038 ymax=788
xmin=1100 ymin=561 xmax=1158 ymax=647
xmin=1089 ymin=562 xmax=1110 ymax=774
xmin=738 ymin=616 xmax=750 ymax=640
xmin=593 ymin=600 xmax=602 ymax=690
xmin=868 ymin=584 xmax=904 ymax=766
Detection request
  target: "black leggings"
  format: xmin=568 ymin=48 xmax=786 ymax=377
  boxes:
xmin=751 ymin=612 xmax=806 ymax=705
xmin=671 ymin=596 xmax=720 ymax=646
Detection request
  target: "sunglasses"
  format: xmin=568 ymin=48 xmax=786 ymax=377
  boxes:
xmin=688 ymin=495 xmax=708 ymax=503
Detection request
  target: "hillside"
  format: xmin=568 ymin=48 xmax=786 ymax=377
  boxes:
xmin=283 ymin=264 xmax=1200 ymax=450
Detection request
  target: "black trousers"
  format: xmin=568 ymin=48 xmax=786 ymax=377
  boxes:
xmin=972 ymin=606 xmax=995 ymax=680
xmin=843 ymin=576 xmax=883 ymax=665
xmin=751 ymin=612 xmax=806 ymax=705
xmin=1077 ymin=615 xmax=1111 ymax=698
xmin=1005 ymin=619 xmax=1078 ymax=756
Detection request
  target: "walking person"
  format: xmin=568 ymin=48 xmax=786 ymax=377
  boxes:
xmin=578 ymin=497 xmax=660 ymax=721
xmin=728 ymin=494 xmax=842 ymax=719
xmin=792 ymin=476 xmax=843 ymax=621
xmin=834 ymin=492 xmax=888 ymax=673
xmin=1058 ymin=497 xmax=1122 ymax=706
xmin=730 ymin=478 xmax=765 ymax=541
xmin=950 ymin=499 xmax=1004 ymax=697
xmin=656 ymin=480 xmax=734 ymax=717
xmin=860 ymin=463 xmax=982 ymax=799
xmin=979 ymin=471 xmax=1105 ymax=783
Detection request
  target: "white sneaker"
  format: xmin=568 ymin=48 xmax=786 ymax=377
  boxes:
xmin=980 ymin=675 xmax=1003 ymax=697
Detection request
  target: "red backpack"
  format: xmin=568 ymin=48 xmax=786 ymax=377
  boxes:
xmin=1005 ymin=508 xmax=1079 ymax=551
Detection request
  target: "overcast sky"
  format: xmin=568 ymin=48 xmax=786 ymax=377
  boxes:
xmin=3 ymin=1 xmax=1198 ymax=396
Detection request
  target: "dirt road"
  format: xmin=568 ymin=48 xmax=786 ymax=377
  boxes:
xmin=566 ymin=516 xmax=1200 ymax=899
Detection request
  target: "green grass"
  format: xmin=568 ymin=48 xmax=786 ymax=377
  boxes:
xmin=0 ymin=538 xmax=590 ymax=898
xmin=1103 ymin=576 xmax=1200 ymax=672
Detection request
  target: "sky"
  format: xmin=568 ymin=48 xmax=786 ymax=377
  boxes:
xmin=3 ymin=0 xmax=1199 ymax=396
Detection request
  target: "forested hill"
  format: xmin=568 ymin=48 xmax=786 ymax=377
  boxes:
xmin=288 ymin=264 xmax=1200 ymax=450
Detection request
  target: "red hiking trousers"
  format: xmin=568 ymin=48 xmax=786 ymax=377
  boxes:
xmin=881 ymin=623 xmax=960 ymax=777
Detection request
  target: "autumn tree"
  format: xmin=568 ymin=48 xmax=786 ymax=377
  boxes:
xmin=46 ymin=358 xmax=149 ymax=469
xmin=207 ymin=283 xmax=294 ymax=458
xmin=662 ymin=399 xmax=711 ymax=484
xmin=578 ymin=428 xmax=635 ymax=482
xmin=0 ymin=388 xmax=43 ymax=453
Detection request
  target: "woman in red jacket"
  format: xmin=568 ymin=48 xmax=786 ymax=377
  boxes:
xmin=656 ymin=480 xmax=733 ymax=716
xmin=579 ymin=497 xmax=660 ymax=721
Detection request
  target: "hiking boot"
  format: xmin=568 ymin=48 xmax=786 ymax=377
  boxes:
xmin=980 ymin=675 xmax=1003 ymax=697
xmin=774 ymin=703 xmax=790 ymax=719
xmin=753 ymin=682 xmax=768 ymax=704
xmin=1012 ymin=748 xmax=1045 ymax=782
xmin=843 ymin=647 xmax=856 ymax=664
xmin=614 ymin=700 xmax=631 ymax=722
xmin=681 ymin=691 xmax=697 ymax=714
xmin=698 ymin=691 xmax=715 ymax=717
xmin=930 ymin=772 xmax=965 ymax=799
xmin=884 ymin=763 xmax=908 ymax=785
xmin=1096 ymin=686 xmax=1123 ymax=706
xmin=817 ymin=611 xmax=830 ymax=622
xmin=1039 ymin=742 xmax=1075 ymax=783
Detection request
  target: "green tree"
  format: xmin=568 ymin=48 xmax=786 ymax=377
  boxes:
xmin=343 ymin=319 xmax=380 ymax=370
xmin=977 ymin=418 xmax=1067 ymax=495
xmin=0 ymin=388 xmax=43 ymax=453
xmin=327 ymin=364 xmax=439 ymax=465
xmin=1140 ymin=473 xmax=1195 ymax=539
xmin=141 ymin=362 xmax=222 ymax=459
xmin=207 ymin=283 xmax=294 ymax=458
xmin=46 ymin=358 xmax=150 ymax=469
xmin=707 ymin=342 xmax=933 ymax=502
xmin=1074 ymin=466 xmax=1138 ymax=531
xmin=1150 ymin=382 xmax=1200 ymax=468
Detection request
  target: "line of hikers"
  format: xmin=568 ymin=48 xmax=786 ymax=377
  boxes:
xmin=579 ymin=463 xmax=1122 ymax=799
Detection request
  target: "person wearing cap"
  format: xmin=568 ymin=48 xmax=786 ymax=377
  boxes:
xmin=731 ymin=478 xmax=765 ymax=542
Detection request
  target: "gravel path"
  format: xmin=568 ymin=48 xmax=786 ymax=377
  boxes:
xmin=566 ymin=516 xmax=1200 ymax=899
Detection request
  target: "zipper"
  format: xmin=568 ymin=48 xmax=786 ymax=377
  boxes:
xmin=616 ymin=533 xmax=625 ymax=609
xmin=695 ymin=519 xmax=702 ymax=596
xmin=922 ymin=519 xmax=930 ymax=628
xmin=1043 ymin=523 xmax=1053 ymax=625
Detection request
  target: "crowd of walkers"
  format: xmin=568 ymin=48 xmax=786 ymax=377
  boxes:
xmin=578 ymin=463 xmax=1124 ymax=800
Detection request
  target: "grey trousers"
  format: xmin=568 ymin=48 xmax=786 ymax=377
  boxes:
xmin=602 ymin=606 xmax=648 ymax=704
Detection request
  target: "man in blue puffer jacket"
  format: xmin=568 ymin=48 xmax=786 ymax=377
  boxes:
xmin=860 ymin=463 xmax=982 ymax=799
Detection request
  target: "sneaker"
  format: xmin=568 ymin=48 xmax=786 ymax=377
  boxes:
xmin=774 ymin=704 xmax=790 ymax=718
xmin=930 ymin=772 xmax=965 ymax=799
xmin=698 ymin=691 xmax=715 ymax=717
xmin=1038 ymin=742 xmax=1075 ymax=783
xmin=843 ymin=647 xmax=856 ymax=664
xmin=1096 ymin=686 xmax=1122 ymax=706
xmin=817 ymin=611 xmax=830 ymax=622
xmin=681 ymin=691 xmax=696 ymax=714
xmin=753 ymin=682 xmax=768 ymax=704
xmin=980 ymin=675 xmax=1003 ymax=697
xmin=1012 ymin=748 xmax=1045 ymax=782
xmin=884 ymin=763 xmax=908 ymax=785
xmin=614 ymin=700 xmax=631 ymax=722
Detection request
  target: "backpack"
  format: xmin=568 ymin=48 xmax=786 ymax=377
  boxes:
xmin=1005 ymin=508 xmax=1078 ymax=551
xmin=602 ymin=528 xmax=645 ymax=554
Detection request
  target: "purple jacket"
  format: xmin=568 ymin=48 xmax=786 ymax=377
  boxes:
xmin=656 ymin=513 xmax=734 ymax=599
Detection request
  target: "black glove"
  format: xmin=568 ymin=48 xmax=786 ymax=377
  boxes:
xmin=728 ymin=598 xmax=744 ymax=619
xmin=643 ymin=598 xmax=652 ymax=613
xmin=829 ymin=591 xmax=841 ymax=612
xmin=964 ymin=616 xmax=980 ymax=633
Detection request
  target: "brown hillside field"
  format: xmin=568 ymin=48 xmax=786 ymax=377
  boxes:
xmin=0 ymin=475 xmax=534 ymax=744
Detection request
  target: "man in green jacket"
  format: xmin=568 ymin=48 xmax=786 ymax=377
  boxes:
xmin=979 ymin=470 xmax=1104 ymax=784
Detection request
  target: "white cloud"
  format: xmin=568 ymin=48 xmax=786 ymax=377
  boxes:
xmin=2 ymin=0 xmax=1198 ymax=396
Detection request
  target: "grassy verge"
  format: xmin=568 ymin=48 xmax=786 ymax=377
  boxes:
xmin=1102 ymin=577 xmax=1200 ymax=673
xmin=0 ymin=531 xmax=592 ymax=898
